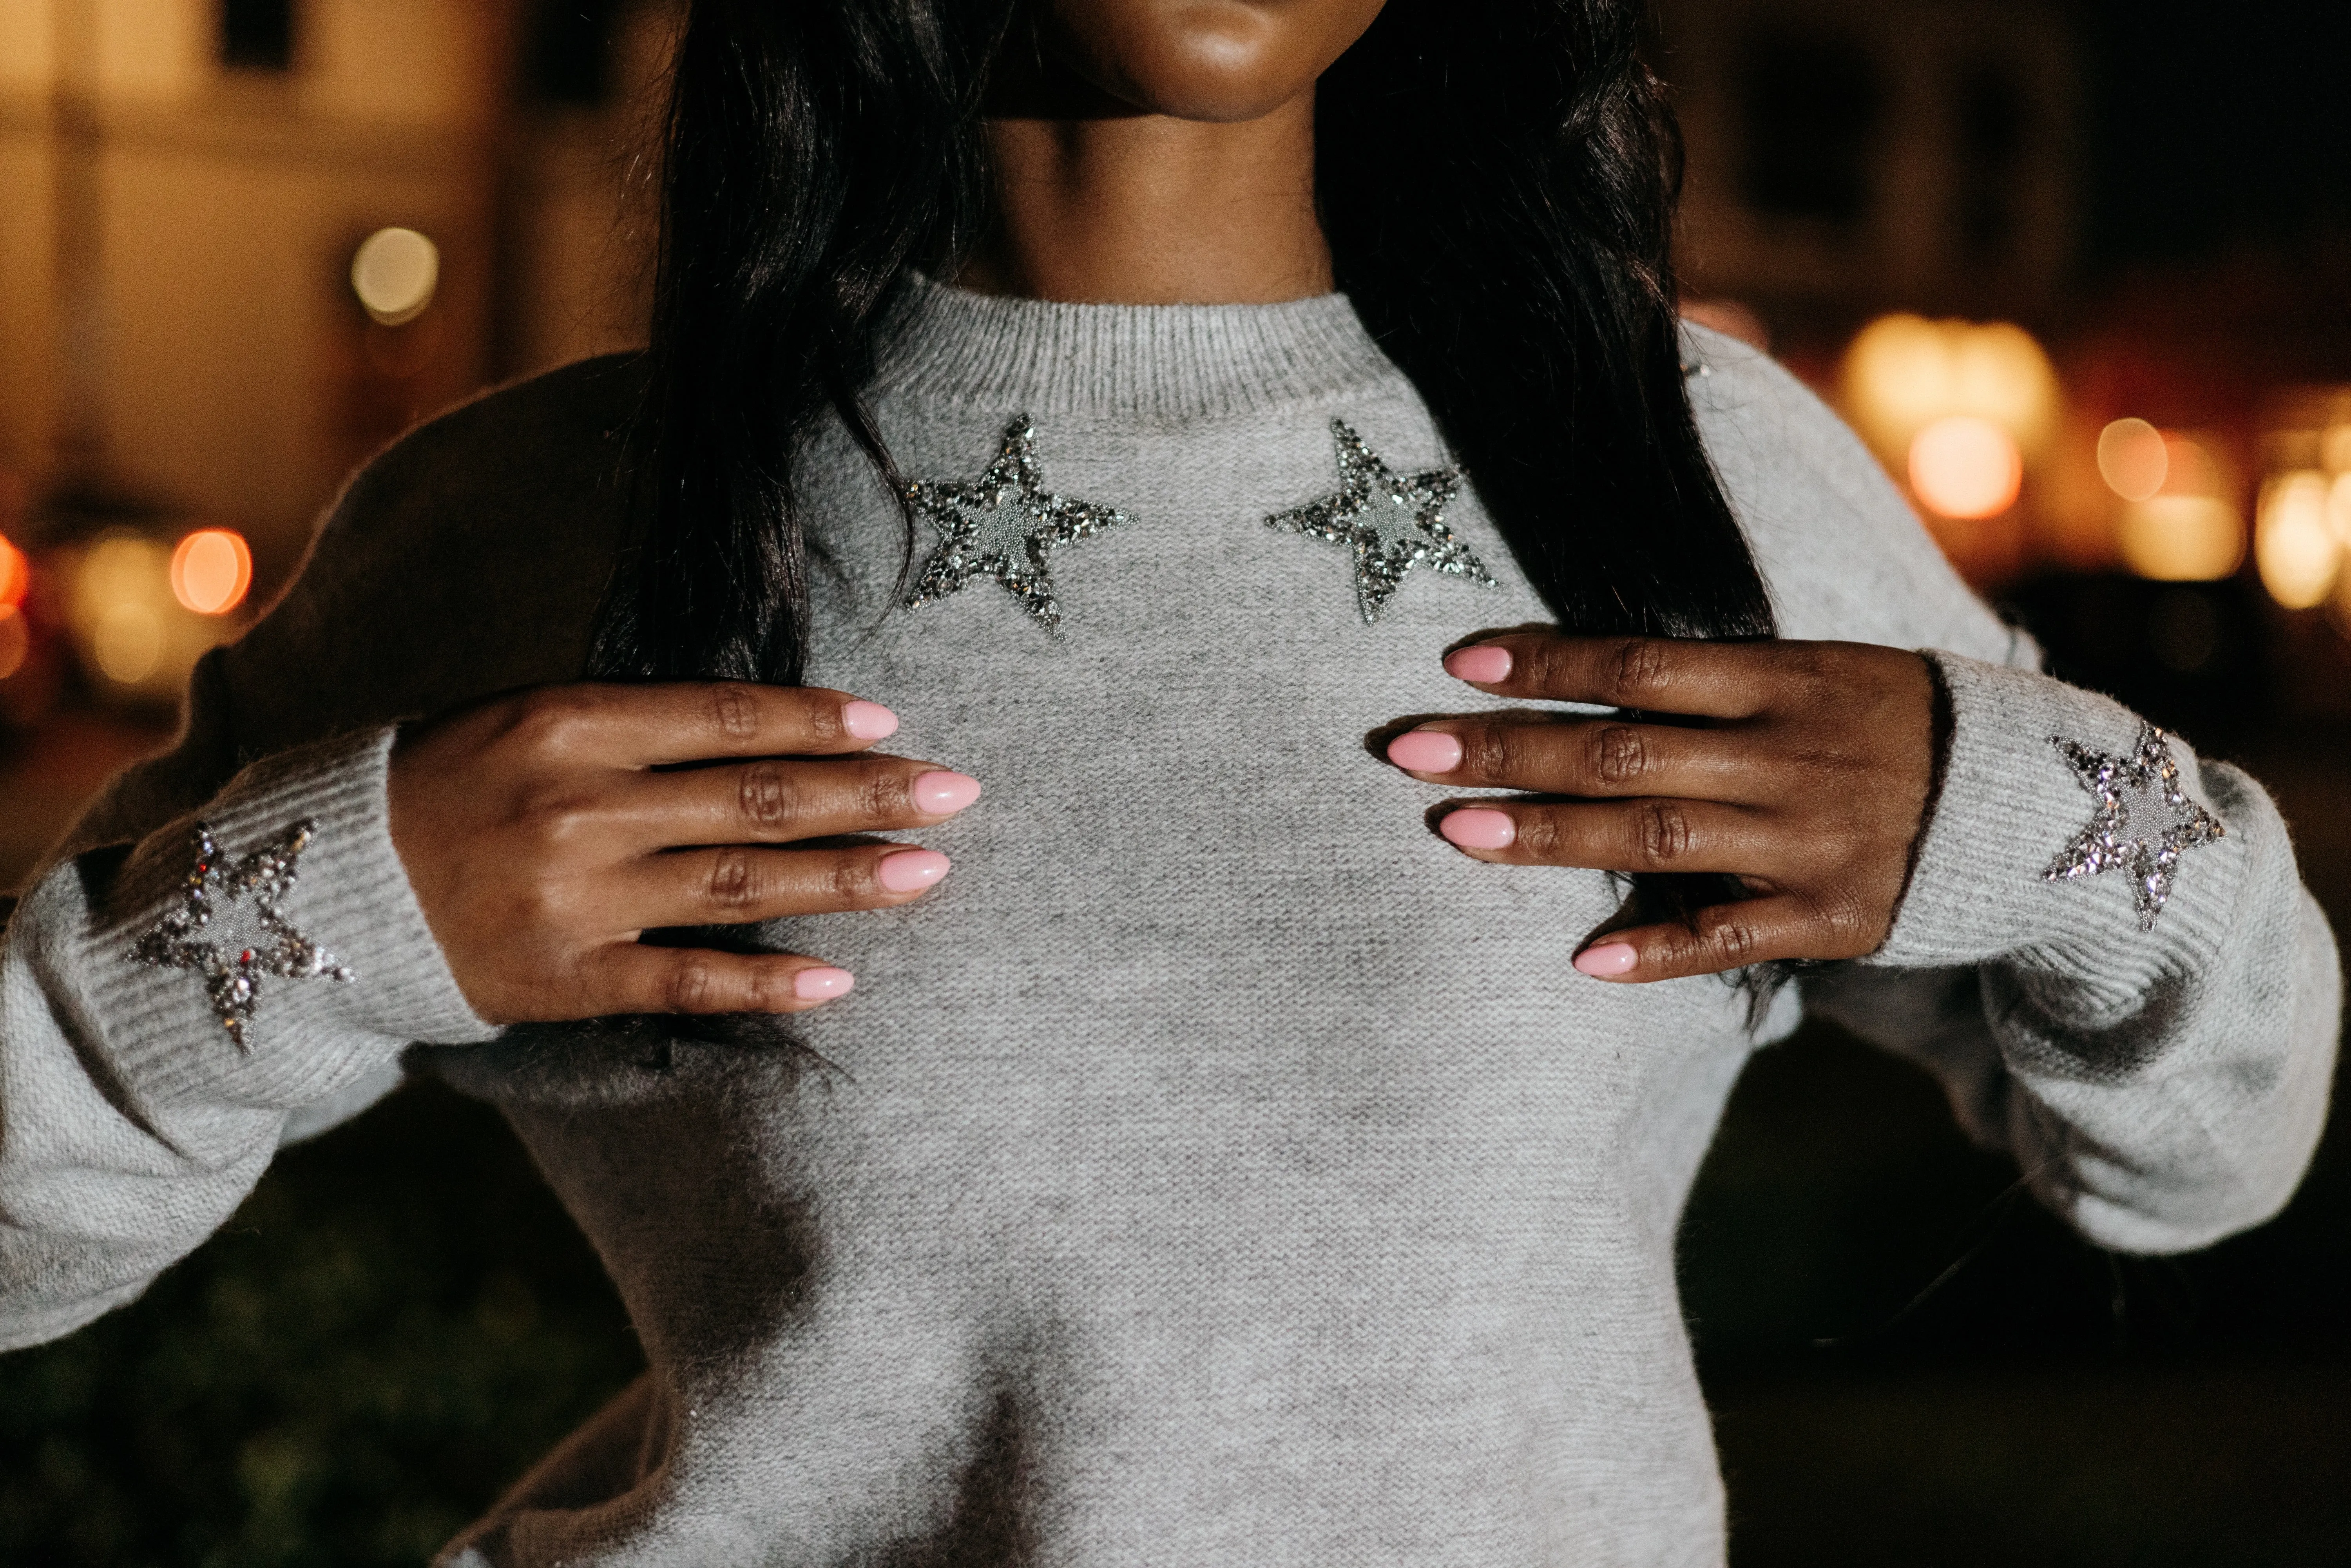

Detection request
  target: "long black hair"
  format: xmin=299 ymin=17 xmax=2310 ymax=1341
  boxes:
xmin=594 ymin=0 xmax=1776 ymax=685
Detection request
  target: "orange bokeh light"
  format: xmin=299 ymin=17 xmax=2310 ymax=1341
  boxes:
xmin=0 ymin=534 xmax=27 ymax=611
xmin=1908 ymin=416 xmax=2023 ymax=520
xmin=169 ymin=529 xmax=252 ymax=616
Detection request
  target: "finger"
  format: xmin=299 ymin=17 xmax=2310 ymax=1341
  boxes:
xmin=632 ymin=755 xmax=980 ymax=847
xmin=1570 ymin=896 xmax=1846 ymax=983
xmin=1440 ymin=634 xmax=1771 ymax=719
xmin=627 ymin=842 xmax=954 ymax=929
xmin=1433 ymin=797 xmax=1773 ymax=876
xmin=514 ymin=683 xmax=902 ymax=768
xmin=1386 ymin=717 xmax=1756 ymax=800
xmin=589 ymin=944 xmax=859 ymax=1015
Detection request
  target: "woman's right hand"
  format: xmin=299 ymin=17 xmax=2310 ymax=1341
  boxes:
xmin=386 ymin=683 xmax=976 ymax=1024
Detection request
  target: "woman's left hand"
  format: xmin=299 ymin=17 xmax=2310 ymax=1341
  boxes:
xmin=1384 ymin=633 xmax=1939 ymax=982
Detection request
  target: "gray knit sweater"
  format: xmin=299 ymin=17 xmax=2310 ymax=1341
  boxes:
xmin=1 ymin=282 xmax=2337 ymax=1567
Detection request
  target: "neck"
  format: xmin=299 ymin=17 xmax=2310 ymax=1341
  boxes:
xmin=956 ymin=90 xmax=1331 ymax=306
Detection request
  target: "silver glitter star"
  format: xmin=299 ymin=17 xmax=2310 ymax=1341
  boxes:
xmin=902 ymin=416 xmax=1132 ymax=635
xmin=127 ymin=819 xmax=355 ymax=1052
xmin=1266 ymin=418 xmax=1492 ymax=624
xmin=2043 ymin=725 xmax=2225 ymax=930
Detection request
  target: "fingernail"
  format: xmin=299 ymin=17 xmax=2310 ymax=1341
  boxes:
xmin=1439 ymin=807 xmax=1516 ymax=850
xmin=912 ymin=770 xmax=982 ymax=815
xmin=842 ymin=701 xmax=899 ymax=741
xmin=877 ymin=848 xmax=951 ymax=892
xmin=1386 ymin=730 xmax=1464 ymax=774
xmin=793 ymin=966 xmax=855 ymax=1000
xmin=1574 ymin=942 xmax=1639 ymax=978
xmin=1444 ymin=645 xmax=1513 ymax=683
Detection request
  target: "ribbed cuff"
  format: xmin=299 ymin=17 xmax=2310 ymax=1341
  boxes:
xmin=56 ymin=726 xmax=494 ymax=1110
xmin=1872 ymin=653 xmax=2248 ymax=1000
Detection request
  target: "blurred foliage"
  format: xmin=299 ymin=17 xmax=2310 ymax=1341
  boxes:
xmin=0 ymin=1081 xmax=639 ymax=1568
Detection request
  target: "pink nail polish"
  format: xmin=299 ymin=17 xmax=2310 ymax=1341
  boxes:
xmin=793 ymin=966 xmax=855 ymax=1000
xmin=1439 ymin=807 xmax=1516 ymax=850
xmin=1444 ymin=645 xmax=1513 ymax=683
xmin=842 ymin=701 xmax=899 ymax=741
xmin=912 ymin=770 xmax=981 ymax=815
xmin=1573 ymin=942 xmax=1639 ymax=978
xmin=876 ymin=848 xmax=951 ymax=893
xmin=1386 ymin=730 xmax=1464 ymax=774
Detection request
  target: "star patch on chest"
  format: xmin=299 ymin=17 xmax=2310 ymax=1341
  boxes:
xmin=127 ymin=819 xmax=354 ymax=1051
xmin=2042 ymin=724 xmax=2225 ymax=930
xmin=902 ymin=416 xmax=1132 ymax=635
xmin=1266 ymin=418 xmax=1492 ymax=624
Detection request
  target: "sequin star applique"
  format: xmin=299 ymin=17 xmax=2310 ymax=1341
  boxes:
xmin=1266 ymin=418 xmax=1492 ymax=624
xmin=127 ymin=819 xmax=354 ymax=1051
xmin=902 ymin=416 xmax=1132 ymax=636
xmin=2043 ymin=724 xmax=2225 ymax=930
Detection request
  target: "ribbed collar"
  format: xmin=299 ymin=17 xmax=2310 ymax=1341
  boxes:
xmin=872 ymin=274 xmax=1399 ymax=420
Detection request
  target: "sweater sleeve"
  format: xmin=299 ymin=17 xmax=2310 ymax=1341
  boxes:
xmin=1804 ymin=652 xmax=2340 ymax=1254
xmin=1679 ymin=323 xmax=2341 ymax=1255
xmin=0 ymin=708 xmax=494 ymax=1353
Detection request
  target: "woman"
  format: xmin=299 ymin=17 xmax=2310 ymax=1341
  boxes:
xmin=0 ymin=0 xmax=2335 ymax=1562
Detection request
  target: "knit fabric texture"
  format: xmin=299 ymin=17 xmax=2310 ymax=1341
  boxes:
xmin=0 ymin=281 xmax=2337 ymax=1567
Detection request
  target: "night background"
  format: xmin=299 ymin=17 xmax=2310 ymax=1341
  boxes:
xmin=2 ymin=1 xmax=2349 ymax=1563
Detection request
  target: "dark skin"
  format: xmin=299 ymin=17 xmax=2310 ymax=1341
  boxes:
xmin=386 ymin=0 xmax=1937 ymax=1022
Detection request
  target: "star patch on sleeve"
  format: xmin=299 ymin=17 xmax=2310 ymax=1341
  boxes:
xmin=902 ymin=415 xmax=1133 ymax=636
xmin=1265 ymin=418 xmax=1492 ymax=624
xmin=127 ymin=819 xmax=355 ymax=1051
xmin=2042 ymin=724 xmax=2225 ymax=930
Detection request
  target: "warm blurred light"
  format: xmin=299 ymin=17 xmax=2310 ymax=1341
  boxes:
xmin=1842 ymin=315 xmax=2060 ymax=462
xmin=2096 ymin=418 xmax=2168 ymax=502
xmin=93 ymin=603 xmax=162 ymax=683
xmin=2119 ymin=496 xmax=2244 ymax=581
xmin=2257 ymin=472 xmax=2341 ymax=608
xmin=0 ymin=533 xmax=26 ymax=611
xmin=2324 ymin=424 xmax=2351 ymax=474
xmin=1908 ymin=416 xmax=2023 ymax=520
xmin=351 ymin=227 xmax=440 ymax=326
xmin=2329 ymin=473 xmax=2351 ymax=548
xmin=0 ymin=606 xmax=27 ymax=681
xmin=170 ymin=529 xmax=252 ymax=615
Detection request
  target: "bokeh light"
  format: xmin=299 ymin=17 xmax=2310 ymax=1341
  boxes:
xmin=350 ymin=227 xmax=440 ymax=326
xmin=2096 ymin=418 xmax=2168 ymax=502
xmin=2256 ymin=471 xmax=2340 ymax=608
xmin=0 ymin=532 xmax=27 ymax=611
xmin=170 ymin=528 xmax=253 ymax=615
xmin=1908 ymin=415 xmax=2023 ymax=520
xmin=93 ymin=603 xmax=163 ymax=683
xmin=1842 ymin=315 xmax=2061 ymax=462
xmin=2119 ymin=496 xmax=2245 ymax=581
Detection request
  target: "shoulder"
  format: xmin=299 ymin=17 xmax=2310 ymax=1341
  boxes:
xmin=1679 ymin=323 xmax=2025 ymax=666
xmin=219 ymin=354 xmax=650 ymax=753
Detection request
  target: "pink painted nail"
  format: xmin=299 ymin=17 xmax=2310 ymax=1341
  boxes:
xmin=912 ymin=770 xmax=981 ymax=815
xmin=1444 ymin=645 xmax=1513 ymax=683
xmin=876 ymin=848 xmax=951 ymax=893
xmin=842 ymin=701 xmax=899 ymax=741
xmin=793 ymin=966 xmax=855 ymax=1000
xmin=1386 ymin=730 xmax=1464 ymax=774
xmin=1439 ymin=807 xmax=1516 ymax=850
xmin=1573 ymin=942 xmax=1639 ymax=978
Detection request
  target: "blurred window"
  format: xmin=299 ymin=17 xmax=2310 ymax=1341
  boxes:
xmin=1735 ymin=33 xmax=1882 ymax=227
xmin=220 ymin=0 xmax=295 ymax=72
xmin=527 ymin=0 xmax=624 ymax=107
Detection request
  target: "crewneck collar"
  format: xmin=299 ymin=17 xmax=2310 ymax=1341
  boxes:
xmin=872 ymin=273 xmax=1399 ymax=422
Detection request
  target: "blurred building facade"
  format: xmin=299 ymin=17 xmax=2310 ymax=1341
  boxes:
xmin=1661 ymin=0 xmax=2080 ymax=345
xmin=0 ymin=0 xmax=666 ymax=573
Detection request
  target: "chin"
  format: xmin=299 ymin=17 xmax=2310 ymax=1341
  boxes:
xmin=1052 ymin=0 xmax=1373 ymax=122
